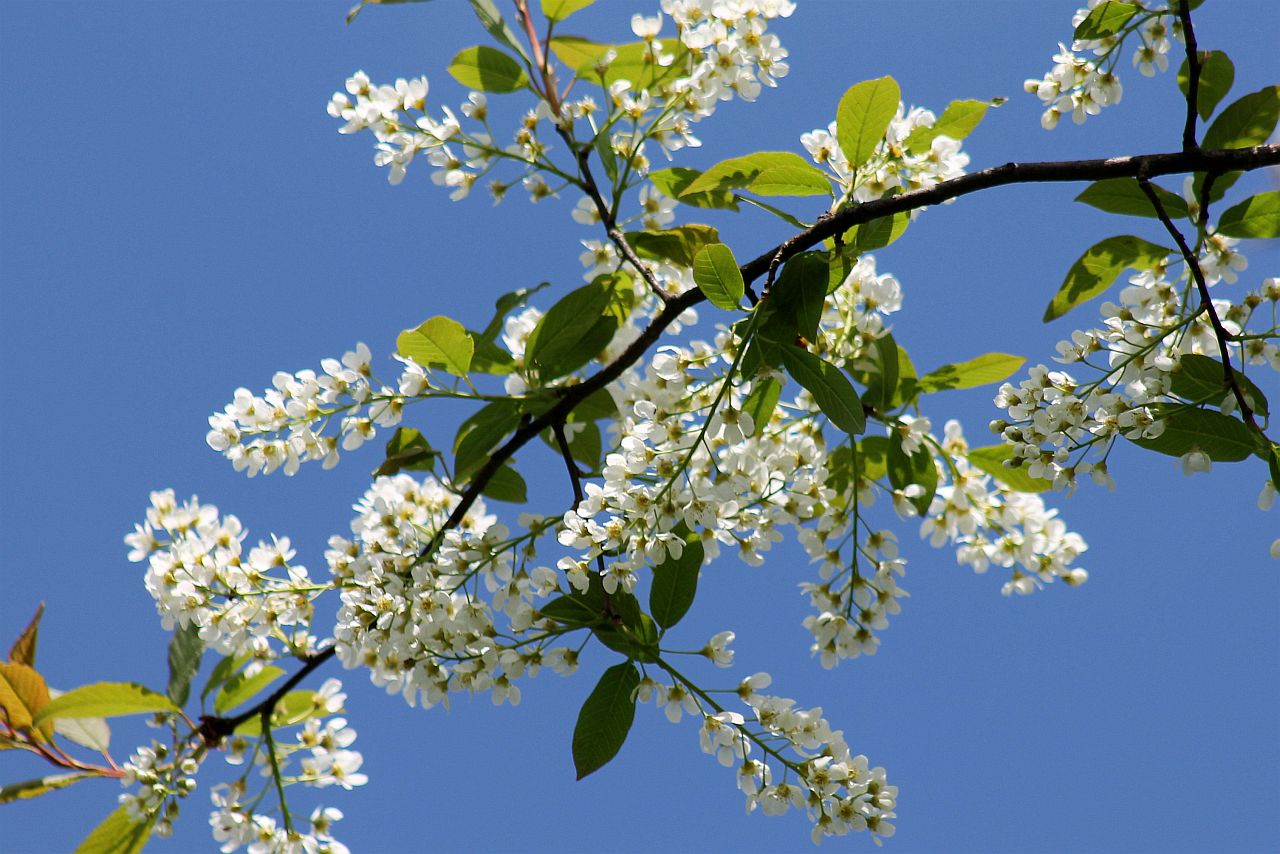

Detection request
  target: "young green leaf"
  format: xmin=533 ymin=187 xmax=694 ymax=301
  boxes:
xmin=201 ymin=654 xmax=244 ymax=705
xmin=1129 ymin=405 xmax=1258 ymax=461
xmin=453 ymin=399 xmax=521 ymax=483
xmin=1043 ymin=235 xmax=1170 ymax=322
xmin=526 ymin=275 xmax=630 ymax=381
xmin=74 ymin=804 xmax=153 ymax=854
xmin=679 ymin=151 xmax=832 ymax=198
xmin=1177 ymin=50 xmax=1235 ymax=121
xmin=887 ymin=432 xmax=937 ymax=515
xmin=447 ymin=45 xmax=529 ymax=93
xmin=857 ymin=436 xmax=891 ymax=483
xmin=1 ymin=772 xmax=93 ymax=805
xmin=51 ymin=702 xmax=111 ymax=752
xmin=397 ymin=315 xmax=474 ymax=376
xmin=233 ymin=690 xmax=323 ymax=736
xmin=692 ymin=243 xmax=745 ymax=310
xmin=843 ymin=210 xmax=911 ymax=251
xmin=1202 ymin=85 xmax=1280 ymax=150
xmin=649 ymin=530 xmax=705 ymax=629
xmin=572 ymin=662 xmax=640 ymax=780
xmin=481 ymin=463 xmax=528 ymax=503
xmin=741 ymin=376 xmax=783 ymax=435
xmin=540 ymin=0 xmax=594 ymax=22
xmin=33 ymin=682 xmax=177 ymax=726
xmin=468 ymin=0 xmax=531 ymax=64
xmin=836 ymin=76 xmax=900 ymax=168
xmin=213 ymin=666 xmax=285 ymax=716
xmin=779 ymin=346 xmax=866 ymax=436
xmin=1171 ymin=354 xmax=1270 ymax=416
xmin=476 ymin=282 xmax=550 ymax=343
xmin=1075 ymin=178 xmax=1189 ymax=219
xmin=627 ymin=225 xmax=721 ymax=267
xmin=1073 ymin=1 xmax=1139 ymax=40
xmin=904 ymin=99 xmax=989 ymax=152
xmin=917 ymin=353 xmax=1026 ymax=393
xmin=647 ymin=167 xmax=739 ymax=210
xmin=8 ymin=602 xmax=43 ymax=667
xmin=1216 ymin=191 xmax=1280 ymax=239
xmin=165 ymin=622 xmax=204 ymax=708
xmin=965 ymin=444 xmax=1053 ymax=493
xmin=373 ymin=428 xmax=441 ymax=478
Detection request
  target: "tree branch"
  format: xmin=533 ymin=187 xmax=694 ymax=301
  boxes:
xmin=1177 ymin=0 xmax=1201 ymax=152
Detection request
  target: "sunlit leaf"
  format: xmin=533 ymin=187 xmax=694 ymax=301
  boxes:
xmin=680 ymin=151 xmax=831 ymax=198
xmin=1075 ymin=178 xmax=1188 ymax=219
xmin=1217 ymin=191 xmax=1280 ymax=238
xmin=836 ymin=76 xmax=900 ymax=168
xmin=7 ymin=603 xmax=43 ymax=667
xmin=966 ymin=444 xmax=1053 ymax=493
xmin=779 ymin=346 xmax=866 ymax=436
xmin=213 ymin=667 xmax=284 ymax=716
xmin=34 ymin=681 xmax=177 ymax=726
xmin=397 ymin=315 xmax=474 ymax=376
xmin=692 ymin=243 xmax=745 ymax=311
xmin=0 ymin=772 xmax=92 ymax=804
xmin=917 ymin=353 xmax=1026 ymax=393
xmin=74 ymin=804 xmax=153 ymax=854
xmin=1043 ymin=235 xmax=1170 ymax=322
xmin=1177 ymin=50 xmax=1235 ymax=121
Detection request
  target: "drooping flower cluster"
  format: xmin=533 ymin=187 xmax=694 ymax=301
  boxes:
xmin=641 ymin=670 xmax=897 ymax=845
xmin=119 ymin=740 xmax=202 ymax=837
xmin=126 ymin=490 xmax=322 ymax=661
xmin=802 ymin=102 xmax=971 ymax=208
xmin=1026 ymin=1 xmax=1179 ymax=128
xmin=329 ymin=474 xmax=574 ymax=710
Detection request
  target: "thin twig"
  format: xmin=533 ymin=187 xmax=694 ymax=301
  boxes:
xmin=1177 ymin=0 xmax=1201 ymax=152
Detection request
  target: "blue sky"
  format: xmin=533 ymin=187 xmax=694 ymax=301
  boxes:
xmin=2 ymin=1 xmax=1277 ymax=852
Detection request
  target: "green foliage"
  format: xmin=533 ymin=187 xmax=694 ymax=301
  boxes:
xmin=233 ymin=690 xmax=323 ymax=736
xmin=1171 ymin=354 xmax=1270 ymax=416
xmin=917 ymin=353 xmax=1026 ymax=393
xmin=742 ymin=376 xmax=783 ymax=435
xmin=680 ymin=151 xmax=832 ymax=198
xmin=1177 ymin=50 xmax=1235 ymax=121
xmin=1075 ymin=178 xmax=1189 ymax=219
xmin=549 ymin=37 xmax=687 ymax=90
xmin=453 ymin=399 xmax=521 ymax=483
xmin=650 ymin=529 xmax=705 ymax=629
xmin=165 ymin=623 xmax=204 ymax=708
xmin=647 ymin=167 xmax=739 ymax=210
xmin=1043 ymin=235 xmax=1170 ymax=322
xmin=887 ymin=433 xmax=937 ymax=515
xmin=74 ymin=805 xmax=153 ymax=854
xmin=842 ymin=210 xmax=910 ymax=252
xmin=481 ymin=463 xmax=528 ymax=502
xmin=904 ymin=99 xmax=990 ymax=152
xmin=468 ymin=0 xmax=531 ymax=65
xmin=374 ymin=428 xmax=441 ymax=477
xmin=628 ymin=225 xmax=721 ymax=267
xmin=779 ymin=346 xmax=866 ymax=436
xmin=965 ymin=444 xmax=1053 ymax=493
xmin=855 ymin=333 xmax=901 ymax=412
xmin=1202 ymin=85 xmax=1280 ymax=150
xmin=1216 ymin=191 xmax=1280 ymax=238
xmin=397 ymin=315 xmax=474 ymax=376
xmin=759 ymin=252 xmax=830 ymax=345
xmin=1130 ymin=405 xmax=1259 ymax=462
xmin=213 ymin=667 xmax=284 ymax=716
xmin=7 ymin=603 xmax=43 ymax=667
xmin=692 ymin=243 xmax=745 ymax=310
xmin=447 ymin=45 xmax=529 ymax=93
xmin=572 ymin=662 xmax=640 ymax=780
xmin=526 ymin=274 xmax=632 ymax=381
xmin=0 ymin=772 xmax=92 ymax=805
xmin=836 ymin=76 xmax=900 ymax=168
xmin=1072 ymin=1 xmax=1139 ymax=40
xmin=540 ymin=0 xmax=594 ymax=22
xmin=33 ymin=682 xmax=177 ymax=726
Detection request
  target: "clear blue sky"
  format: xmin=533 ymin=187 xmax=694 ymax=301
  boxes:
xmin=2 ymin=2 xmax=1277 ymax=852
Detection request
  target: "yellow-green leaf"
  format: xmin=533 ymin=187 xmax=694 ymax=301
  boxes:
xmin=541 ymin=0 xmax=594 ymax=21
xmin=836 ymin=76 xmax=900 ymax=168
xmin=447 ymin=45 xmax=529 ymax=93
xmin=918 ymin=353 xmax=1026 ymax=393
xmin=0 ymin=662 xmax=53 ymax=739
xmin=397 ymin=315 xmax=474 ymax=376
xmin=692 ymin=243 xmax=745 ymax=310
xmin=904 ymin=99 xmax=989 ymax=152
xmin=74 ymin=805 xmax=154 ymax=854
xmin=49 ymin=688 xmax=111 ymax=751
xmin=1203 ymin=85 xmax=1280 ymax=150
xmin=8 ymin=603 xmax=44 ymax=666
xmin=233 ymin=690 xmax=321 ymax=736
xmin=1 ymin=772 xmax=94 ymax=804
xmin=680 ymin=151 xmax=831 ymax=198
xmin=1043 ymin=235 xmax=1170 ymax=322
xmin=1217 ymin=191 xmax=1280 ymax=239
xmin=966 ymin=444 xmax=1053 ymax=493
xmin=33 ymin=682 xmax=177 ymax=727
xmin=214 ymin=666 xmax=284 ymax=715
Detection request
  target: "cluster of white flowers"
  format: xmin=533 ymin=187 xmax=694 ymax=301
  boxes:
xmin=329 ymin=474 xmax=575 ymax=709
xmin=1026 ymin=1 xmax=1178 ymax=129
xmin=641 ymin=671 xmax=896 ymax=845
xmin=924 ymin=421 xmax=1088 ymax=595
xmin=211 ymin=784 xmax=349 ymax=854
xmin=125 ymin=490 xmax=321 ymax=660
xmin=119 ymin=741 xmax=202 ymax=837
xmin=205 ymin=343 xmax=447 ymax=477
xmin=802 ymin=103 xmax=971 ymax=207
xmin=995 ymin=219 xmax=1273 ymax=487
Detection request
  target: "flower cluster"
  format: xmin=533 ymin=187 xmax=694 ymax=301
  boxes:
xmin=126 ymin=490 xmax=322 ymax=660
xmin=329 ymin=474 xmax=574 ymax=710
xmin=1026 ymin=1 xmax=1178 ymax=129
xmin=119 ymin=740 xmax=202 ymax=837
xmin=802 ymin=102 xmax=971 ymax=207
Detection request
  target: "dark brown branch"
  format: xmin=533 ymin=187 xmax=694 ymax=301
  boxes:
xmin=1177 ymin=0 xmax=1201 ymax=152
xmin=199 ymin=646 xmax=336 ymax=745
xmin=1137 ymin=175 xmax=1261 ymax=435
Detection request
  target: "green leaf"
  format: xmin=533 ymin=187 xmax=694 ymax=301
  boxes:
xmin=526 ymin=275 xmax=631 ymax=381
xmin=74 ymin=805 xmax=153 ymax=854
xmin=468 ymin=0 xmax=531 ymax=65
xmin=397 ymin=315 xmax=474 ymax=376
xmin=1202 ymin=86 xmax=1280 ymax=150
xmin=453 ymin=399 xmax=521 ymax=483
xmin=1268 ymin=444 xmax=1280 ymax=491
xmin=647 ymin=167 xmax=739 ymax=210
xmin=481 ymin=463 xmax=528 ymax=503
xmin=373 ymin=428 xmax=441 ymax=478
xmin=549 ymin=37 xmax=688 ymax=90
xmin=51 ymin=701 xmax=111 ymax=752
xmin=201 ymin=654 xmax=244 ymax=705
xmin=857 ymin=436 xmax=891 ymax=482
xmin=887 ymin=432 xmax=937 ymax=515
xmin=1043 ymin=235 xmax=1170 ymax=322
xmin=477 ymin=282 xmax=550 ymax=343
xmin=856 ymin=333 xmax=901 ymax=413
xmin=1075 ymin=178 xmax=1189 ymax=219
xmin=893 ymin=344 xmax=919 ymax=407
xmin=213 ymin=667 xmax=284 ymax=716
xmin=779 ymin=346 xmax=866 ymax=436
xmin=904 ymin=99 xmax=989 ymax=152
xmin=233 ymin=690 xmax=322 ymax=736
xmin=627 ymin=224 xmax=721 ymax=268
xmin=346 ymin=0 xmax=434 ymax=26
xmin=0 ymin=772 xmax=93 ymax=804
xmin=692 ymin=243 xmax=745 ymax=310
xmin=1177 ymin=50 xmax=1235 ymax=121
xmin=1130 ymin=405 xmax=1258 ymax=462
xmin=742 ymin=376 xmax=783 ymax=435
xmin=966 ymin=444 xmax=1053 ymax=493
xmin=539 ymin=595 xmax=599 ymax=626
xmin=165 ymin=622 xmax=204 ymax=708
xmin=1171 ymin=354 xmax=1270 ymax=416
xmin=649 ymin=529 xmax=704 ymax=629
xmin=1073 ymin=1 xmax=1139 ymax=40
xmin=680 ymin=151 xmax=831 ymax=198
xmin=759 ymin=252 xmax=830 ymax=344
xmin=735 ymin=195 xmax=811 ymax=229
xmin=572 ymin=662 xmax=640 ymax=780
xmin=541 ymin=0 xmax=594 ymax=21
xmin=836 ymin=76 xmax=901 ymax=168
xmin=1217 ymin=191 xmax=1280 ymax=239
xmin=7 ymin=602 xmax=43 ymax=666
xmin=447 ymin=45 xmax=529 ymax=93
xmin=0 ymin=662 xmax=52 ymax=737
xmin=917 ymin=353 xmax=1026 ymax=393
xmin=33 ymin=681 xmax=176 ymax=727
xmin=843 ymin=210 xmax=910 ymax=252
